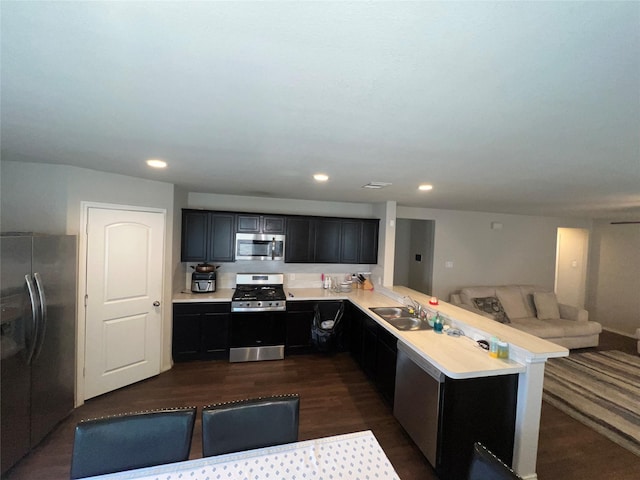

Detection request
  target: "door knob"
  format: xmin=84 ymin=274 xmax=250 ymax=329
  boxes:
xmin=153 ymin=301 xmax=160 ymax=307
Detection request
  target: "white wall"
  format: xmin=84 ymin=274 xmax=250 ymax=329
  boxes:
xmin=393 ymin=219 xmax=411 ymax=285
xmin=587 ymin=221 xmax=640 ymax=336
xmin=1 ymin=161 xmax=70 ymax=234
xmin=1 ymin=161 xmax=176 ymax=375
xmin=189 ymin=192 xmax=375 ymax=218
xmin=396 ymin=206 xmax=591 ymax=300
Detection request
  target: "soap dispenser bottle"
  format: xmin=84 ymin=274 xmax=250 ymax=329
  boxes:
xmin=433 ymin=313 xmax=443 ymax=333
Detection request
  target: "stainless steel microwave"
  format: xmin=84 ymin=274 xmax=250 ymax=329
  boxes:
xmin=235 ymin=233 xmax=285 ymax=261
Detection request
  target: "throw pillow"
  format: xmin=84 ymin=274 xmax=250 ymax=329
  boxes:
xmin=496 ymin=287 xmax=529 ymax=320
xmin=533 ymin=292 xmax=560 ymax=320
xmin=472 ymin=296 xmax=511 ymax=323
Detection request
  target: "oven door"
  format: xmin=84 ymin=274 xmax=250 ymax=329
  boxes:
xmin=229 ymin=311 xmax=287 ymax=362
xmin=235 ymin=233 xmax=284 ymax=261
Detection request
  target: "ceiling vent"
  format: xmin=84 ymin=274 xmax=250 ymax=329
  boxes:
xmin=361 ymin=182 xmax=392 ymax=189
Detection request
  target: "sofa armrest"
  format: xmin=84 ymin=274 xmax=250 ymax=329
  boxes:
xmin=558 ymin=303 xmax=589 ymax=322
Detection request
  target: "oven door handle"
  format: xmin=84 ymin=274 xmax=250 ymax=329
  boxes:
xmin=271 ymin=237 xmax=275 ymax=260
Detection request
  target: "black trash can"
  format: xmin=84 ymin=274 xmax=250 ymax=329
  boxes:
xmin=311 ymin=301 xmax=344 ymax=353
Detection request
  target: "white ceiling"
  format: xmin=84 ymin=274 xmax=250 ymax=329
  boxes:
xmin=2 ymin=1 xmax=639 ymax=220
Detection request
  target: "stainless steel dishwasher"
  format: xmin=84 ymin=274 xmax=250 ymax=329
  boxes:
xmin=393 ymin=341 xmax=444 ymax=467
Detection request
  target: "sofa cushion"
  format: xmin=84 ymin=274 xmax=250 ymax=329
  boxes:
xmin=518 ymin=285 xmax=548 ymax=317
xmin=554 ymin=318 xmax=602 ymax=337
xmin=460 ymin=287 xmax=498 ymax=306
xmin=472 ymin=296 xmax=510 ymax=323
xmin=496 ymin=286 xmax=529 ymax=320
xmin=509 ymin=317 xmax=565 ymax=338
xmin=510 ymin=317 xmax=601 ymax=339
xmin=533 ymin=292 xmax=560 ymax=320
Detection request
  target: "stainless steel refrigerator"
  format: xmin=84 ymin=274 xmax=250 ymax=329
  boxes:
xmin=1 ymin=234 xmax=77 ymax=474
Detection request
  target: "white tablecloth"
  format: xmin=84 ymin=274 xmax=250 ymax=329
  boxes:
xmin=87 ymin=430 xmax=401 ymax=480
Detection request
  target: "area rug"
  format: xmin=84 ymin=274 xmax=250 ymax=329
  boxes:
xmin=543 ymin=350 xmax=640 ymax=457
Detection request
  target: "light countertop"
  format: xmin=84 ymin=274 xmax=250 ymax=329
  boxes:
xmin=173 ymin=289 xmax=235 ymax=302
xmin=172 ymin=286 xmax=568 ymax=379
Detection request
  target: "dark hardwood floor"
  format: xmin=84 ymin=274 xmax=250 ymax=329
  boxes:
xmin=4 ymin=330 xmax=638 ymax=479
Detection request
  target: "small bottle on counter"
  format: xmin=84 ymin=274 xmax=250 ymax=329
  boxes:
xmin=489 ymin=336 xmax=499 ymax=358
xmin=433 ymin=314 xmax=443 ymax=334
xmin=498 ymin=341 xmax=509 ymax=359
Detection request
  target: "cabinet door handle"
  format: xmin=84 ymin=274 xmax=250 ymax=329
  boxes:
xmin=153 ymin=301 xmax=161 ymax=307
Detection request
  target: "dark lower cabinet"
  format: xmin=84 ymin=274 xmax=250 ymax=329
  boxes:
xmin=375 ymin=327 xmax=398 ymax=405
xmin=286 ymin=300 xmax=346 ymax=354
xmin=285 ymin=301 xmax=315 ymax=354
xmin=172 ymin=303 xmax=230 ymax=361
xmin=348 ymin=304 xmax=397 ymax=406
xmin=437 ymin=374 xmax=518 ymax=480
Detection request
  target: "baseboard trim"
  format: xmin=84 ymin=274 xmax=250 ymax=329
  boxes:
xmin=602 ymin=327 xmax=636 ymax=339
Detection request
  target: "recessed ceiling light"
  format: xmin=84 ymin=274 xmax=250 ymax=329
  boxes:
xmin=418 ymin=184 xmax=433 ymax=191
xmin=362 ymin=182 xmax=392 ymax=189
xmin=313 ymin=173 xmax=329 ymax=182
xmin=146 ymin=159 xmax=167 ymax=169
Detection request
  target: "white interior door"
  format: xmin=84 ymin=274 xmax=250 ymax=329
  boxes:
xmin=84 ymin=207 xmax=165 ymax=399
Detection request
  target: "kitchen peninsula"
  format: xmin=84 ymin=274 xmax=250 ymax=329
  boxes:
xmin=173 ymin=285 xmax=568 ymax=480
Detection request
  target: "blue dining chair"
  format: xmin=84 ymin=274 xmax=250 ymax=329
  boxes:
xmin=70 ymin=406 xmax=197 ymax=479
xmin=467 ymin=442 xmax=523 ymax=480
xmin=202 ymin=394 xmax=300 ymax=457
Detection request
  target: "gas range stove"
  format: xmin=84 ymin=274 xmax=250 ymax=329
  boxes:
xmin=231 ymin=273 xmax=286 ymax=312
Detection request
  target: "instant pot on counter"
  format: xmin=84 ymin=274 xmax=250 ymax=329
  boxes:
xmin=190 ymin=263 xmax=219 ymax=293
xmin=191 ymin=271 xmax=216 ymax=292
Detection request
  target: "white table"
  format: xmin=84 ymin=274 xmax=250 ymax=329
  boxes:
xmin=87 ymin=430 xmax=401 ymax=480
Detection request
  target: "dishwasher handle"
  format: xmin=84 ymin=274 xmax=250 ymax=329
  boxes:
xmin=397 ymin=341 xmax=445 ymax=382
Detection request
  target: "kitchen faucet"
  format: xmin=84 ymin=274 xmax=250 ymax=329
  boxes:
xmin=404 ymin=296 xmax=423 ymax=317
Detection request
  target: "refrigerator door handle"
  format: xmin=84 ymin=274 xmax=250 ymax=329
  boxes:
xmin=32 ymin=272 xmax=48 ymax=362
xmin=24 ymin=274 xmax=40 ymax=365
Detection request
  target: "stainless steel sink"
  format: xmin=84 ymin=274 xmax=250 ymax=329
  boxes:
xmin=369 ymin=306 xmax=412 ymax=318
xmin=369 ymin=307 xmax=431 ymax=331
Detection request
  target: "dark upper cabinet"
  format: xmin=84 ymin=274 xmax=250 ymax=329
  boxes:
xmin=359 ymin=220 xmax=379 ymax=264
xmin=263 ymin=216 xmax=286 ymax=234
xmin=340 ymin=221 xmax=360 ymax=264
xmin=315 ymin=218 xmax=342 ymax=263
xmin=182 ymin=209 xmax=377 ymax=265
xmin=237 ymin=214 xmax=286 ymax=234
xmin=181 ymin=210 xmax=209 ymax=261
xmin=285 ymin=216 xmax=379 ymax=264
xmin=181 ymin=210 xmax=235 ymax=262
xmin=285 ymin=217 xmax=315 ymax=263
xmin=236 ymin=214 xmax=260 ymax=233
xmin=341 ymin=219 xmax=379 ymax=264
xmin=208 ymin=213 xmax=235 ymax=262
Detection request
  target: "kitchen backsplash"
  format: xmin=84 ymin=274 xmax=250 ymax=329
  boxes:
xmin=183 ymin=262 xmax=376 ymax=291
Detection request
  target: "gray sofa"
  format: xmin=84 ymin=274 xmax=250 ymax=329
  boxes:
xmin=450 ymin=285 xmax=601 ymax=349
